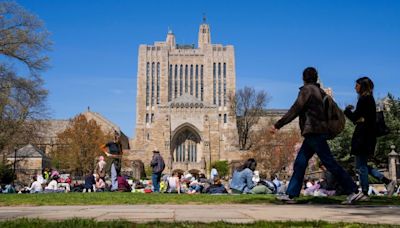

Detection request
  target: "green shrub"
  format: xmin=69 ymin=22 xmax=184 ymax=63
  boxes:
xmin=144 ymin=165 xmax=152 ymax=179
xmin=212 ymin=160 xmax=229 ymax=178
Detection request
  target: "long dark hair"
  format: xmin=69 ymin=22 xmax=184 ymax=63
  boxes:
xmin=237 ymin=158 xmax=257 ymax=172
xmin=356 ymin=76 xmax=374 ymax=97
xmin=303 ymin=67 xmax=318 ymax=83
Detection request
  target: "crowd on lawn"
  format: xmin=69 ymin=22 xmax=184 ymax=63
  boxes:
xmin=1 ymin=156 xmax=399 ymax=197
xmin=1 ymin=68 xmax=400 ymax=204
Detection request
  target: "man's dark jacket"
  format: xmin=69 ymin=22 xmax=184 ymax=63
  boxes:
xmin=150 ymin=152 xmax=165 ymax=174
xmin=274 ymin=83 xmax=328 ymax=135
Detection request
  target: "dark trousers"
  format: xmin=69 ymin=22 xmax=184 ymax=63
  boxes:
xmin=286 ymin=134 xmax=357 ymax=197
xmin=152 ymin=172 xmax=162 ymax=192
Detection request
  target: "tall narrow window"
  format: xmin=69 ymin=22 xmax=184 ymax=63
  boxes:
xmin=213 ymin=63 xmax=216 ymax=105
xmin=174 ymin=130 xmax=198 ymax=162
xmin=174 ymin=65 xmax=178 ymax=98
xmin=223 ymin=62 xmax=226 ymax=106
xmin=146 ymin=62 xmax=150 ymax=106
xmin=168 ymin=64 xmax=172 ymax=101
xmin=185 ymin=65 xmax=188 ymax=93
xmin=180 ymin=64 xmax=183 ymax=96
xmin=218 ymin=62 xmax=221 ymax=106
xmin=146 ymin=113 xmax=149 ymax=123
xmin=200 ymin=65 xmax=204 ymax=101
xmin=195 ymin=65 xmax=199 ymax=98
xmin=224 ymin=113 xmax=227 ymax=123
xmin=157 ymin=62 xmax=160 ymax=104
xmin=151 ymin=62 xmax=155 ymax=106
xmin=151 ymin=113 xmax=154 ymax=123
xmin=190 ymin=64 xmax=193 ymax=95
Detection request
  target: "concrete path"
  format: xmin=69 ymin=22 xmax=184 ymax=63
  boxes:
xmin=0 ymin=204 xmax=400 ymax=224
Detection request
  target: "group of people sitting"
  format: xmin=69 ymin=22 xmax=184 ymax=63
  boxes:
xmin=4 ymin=168 xmax=73 ymax=194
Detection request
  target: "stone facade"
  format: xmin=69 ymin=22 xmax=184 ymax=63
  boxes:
xmin=130 ymin=19 xmax=241 ymax=176
xmin=36 ymin=110 xmax=130 ymax=155
xmin=7 ymin=144 xmax=51 ymax=185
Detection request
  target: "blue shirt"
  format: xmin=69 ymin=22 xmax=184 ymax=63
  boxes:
xmin=230 ymin=168 xmax=256 ymax=193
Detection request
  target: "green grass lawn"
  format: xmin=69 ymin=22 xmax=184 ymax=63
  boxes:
xmin=1 ymin=192 xmax=400 ymax=206
xmin=0 ymin=218 xmax=399 ymax=228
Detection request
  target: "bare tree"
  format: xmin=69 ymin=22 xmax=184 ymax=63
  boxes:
xmin=229 ymin=86 xmax=268 ymax=150
xmin=0 ymin=1 xmax=51 ymax=77
xmin=243 ymin=125 xmax=301 ymax=179
xmin=0 ymin=1 xmax=51 ymax=155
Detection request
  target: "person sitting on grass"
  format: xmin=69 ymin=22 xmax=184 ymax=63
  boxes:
xmin=83 ymin=174 xmax=95 ymax=193
xmin=44 ymin=176 xmax=62 ymax=193
xmin=205 ymin=176 xmax=228 ymax=194
xmin=95 ymin=174 xmax=106 ymax=192
xmin=117 ymin=173 xmax=131 ymax=192
xmin=187 ymin=177 xmax=204 ymax=194
xmin=28 ymin=176 xmax=42 ymax=193
xmin=230 ymin=158 xmax=257 ymax=194
xmin=167 ymin=172 xmax=181 ymax=194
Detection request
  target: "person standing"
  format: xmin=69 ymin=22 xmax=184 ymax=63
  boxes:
xmin=270 ymin=67 xmax=360 ymax=203
xmin=101 ymin=132 xmax=123 ymax=191
xmin=344 ymin=76 xmax=396 ymax=199
xmin=95 ymin=156 xmax=107 ymax=181
xmin=150 ymin=150 xmax=165 ymax=192
xmin=210 ymin=165 xmax=219 ymax=181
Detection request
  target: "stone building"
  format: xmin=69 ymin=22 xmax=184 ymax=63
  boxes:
xmin=129 ymin=18 xmax=242 ymax=176
xmin=36 ymin=109 xmax=130 ymax=155
xmin=7 ymin=144 xmax=51 ymax=185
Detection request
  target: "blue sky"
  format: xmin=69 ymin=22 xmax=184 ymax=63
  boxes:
xmin=15 ymin=0 xmax=400 ymax=138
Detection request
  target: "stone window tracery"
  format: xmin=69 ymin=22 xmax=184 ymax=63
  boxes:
xmin=174 ymin=130 xmax=199 ymax=162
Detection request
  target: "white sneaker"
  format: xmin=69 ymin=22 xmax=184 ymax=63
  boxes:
xmin=342 ymin=191 xmax=364 ymax=204
xmin=82 ymin=189 xmax=86 ymax=193
xmin=359 ymin=194 xmax=370 ymax=201
xmin=386 ymin=180 xmax=396 ymax=197
xmin=276 ymin=194 xmax=296 ymax=203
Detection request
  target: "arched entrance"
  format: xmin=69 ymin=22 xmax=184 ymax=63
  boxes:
xmin=171 ymin=124 xmax=202 ymax=163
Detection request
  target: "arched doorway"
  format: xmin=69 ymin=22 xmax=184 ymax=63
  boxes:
xmin=171 ymin=125 xmax=201 ymax=163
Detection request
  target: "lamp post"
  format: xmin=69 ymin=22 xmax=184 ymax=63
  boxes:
xmin=12 ymin=147 xmax=17 ymax=185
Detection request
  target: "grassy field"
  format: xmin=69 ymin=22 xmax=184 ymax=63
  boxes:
xmin=1 ymin=192 xmax=400 ymax=206
xmin=0 ymin=218 xmax=399 ymax=228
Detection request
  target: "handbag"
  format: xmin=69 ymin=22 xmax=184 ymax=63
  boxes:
xmin=376 ymin=111 xmax=390 ymax=137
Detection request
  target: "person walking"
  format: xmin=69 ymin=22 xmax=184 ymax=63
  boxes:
xmin=101 ymin=131 xmax=123 ymax=191
xmin=150 ymin=150 xmax=165 ymax=193
xmin=270 ymin=67 xmax=360 ymax=203
xmin=344 ymin=76 xmax=396 ymax=199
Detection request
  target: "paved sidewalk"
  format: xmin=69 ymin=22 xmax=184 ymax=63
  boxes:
xmin=0 ymin=204 xmax=399 ymax=224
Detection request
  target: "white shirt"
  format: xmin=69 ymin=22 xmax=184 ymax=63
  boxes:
xmin=37 ymin=175 xmax=45 ymax=184
xmin=211 ymin=168 xmax=218 ymax=179
xmin=29 ymin=181 xmax=43 ymax=192
xmin=46 ymin=180 xmax=58 ymax=190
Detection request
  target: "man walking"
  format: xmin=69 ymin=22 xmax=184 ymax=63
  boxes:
xmin=150 ymin=150 xmax=165 ymax=192
xmin=270 ymin=67 xmax=360 ymax=204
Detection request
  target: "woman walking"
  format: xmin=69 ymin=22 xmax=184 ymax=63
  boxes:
xmin=344 ymin=76 xmax=396 ymax=200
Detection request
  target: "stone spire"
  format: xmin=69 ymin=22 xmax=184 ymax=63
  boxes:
xmin=198 ymin=15 xmax=211 ymax=49
xmin=166 ymin=27 xmax=176 ymax=49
